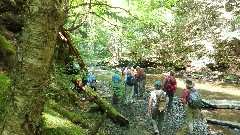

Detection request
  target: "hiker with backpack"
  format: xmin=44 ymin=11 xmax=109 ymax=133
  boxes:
xmin=111 ymin=70 xmax=122 ymax=104
xmin=87 ymin=70 xmax=97 ymax=91
xmin=135 ymin=66 xmax=146 ymax=98
xmin=147 ymin=81 xmax=168 ymax=135
xmin=177 ymin=78 xmax=203 ymax=135
xmin=163 ymin=71 xmax=177 ymax=112
xmin=124 ymin=70 xmax=135 ymax=105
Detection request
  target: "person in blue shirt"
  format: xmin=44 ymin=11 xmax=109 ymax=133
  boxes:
xmin=87 ymin=70 xmax=97 ymax=91
xmin=112 ymin=70 xmax=122 ymax=104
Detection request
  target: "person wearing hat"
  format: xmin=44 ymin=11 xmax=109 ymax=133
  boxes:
xmin=147 ymin=81 xmax=168 ymax=135
xmin=177 ymin=78 xmax=203 ymax=135
xmin=135 ymin=66 xmax=146 ymax=98
xmin=111 ymin=70 xmax=122 ymax=104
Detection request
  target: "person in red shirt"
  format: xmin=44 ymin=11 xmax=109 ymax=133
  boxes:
xmin=177 ymin=78 xmax=203 ymax=135
xmin=163 ymin=71 xmax=177 ymax=112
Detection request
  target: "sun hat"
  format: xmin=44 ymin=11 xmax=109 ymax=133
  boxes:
xmin=184 ymin=78 xmax=195 ymax=87
xmin=154 ymin=81 xmax=162 ymax=87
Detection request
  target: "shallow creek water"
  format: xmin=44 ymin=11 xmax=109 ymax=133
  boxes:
xmin=204 ymin=109 xmax=240 ymax=135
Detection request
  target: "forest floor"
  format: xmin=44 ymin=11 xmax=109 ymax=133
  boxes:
xmin=95 ymin=70 xmax=240 ymax=135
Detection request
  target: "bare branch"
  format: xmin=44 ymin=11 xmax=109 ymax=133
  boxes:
xmin=69 ymin=2 xmax=138 ymax=20
xmin=91 ymin=12 xmax=120 ymax=28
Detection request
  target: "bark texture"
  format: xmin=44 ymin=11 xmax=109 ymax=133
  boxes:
xmin=1 ymin=1 xmax=67 ymax=135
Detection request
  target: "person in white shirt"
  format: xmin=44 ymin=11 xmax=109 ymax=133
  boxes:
xmin=147 ymin=81 xmax=169 ymax=135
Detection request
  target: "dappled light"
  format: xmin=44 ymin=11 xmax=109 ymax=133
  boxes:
xmin=0 ymin=0 xmax=239 ymax=134
xmin=42 ymin=108 xmax=85 ymax=134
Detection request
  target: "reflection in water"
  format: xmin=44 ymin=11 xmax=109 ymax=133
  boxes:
xmin=203 ymin=109 xmax=240 ymax=134
xmin=208 ymin=125 xmax=236 ymax=135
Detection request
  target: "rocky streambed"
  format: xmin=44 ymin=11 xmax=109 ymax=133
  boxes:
xmin=97 ymin=80 xmax=239 ymax=135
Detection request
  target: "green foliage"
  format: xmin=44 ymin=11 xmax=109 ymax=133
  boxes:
xmin=47 ymin=62 xmax=83 ymax=107
xmin=64 ymin=0 xmax=240 ymax=72
xmin=112 ymin=83 xmax=125 ymax=97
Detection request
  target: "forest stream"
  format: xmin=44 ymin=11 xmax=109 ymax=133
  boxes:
xmin=94 ymin=69 xmax=240 ymax=135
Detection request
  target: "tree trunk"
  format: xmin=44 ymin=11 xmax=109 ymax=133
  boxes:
xmin=1 ymin=1 xmax=67 ymax=135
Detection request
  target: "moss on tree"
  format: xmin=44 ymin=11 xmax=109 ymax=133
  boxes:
xmin=0 ymin=72 xmax=10 ymax=121
xmin=0 ymin=34 xmax=16 ymax=67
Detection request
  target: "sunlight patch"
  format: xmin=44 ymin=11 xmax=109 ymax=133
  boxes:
xmin=43 ymin=112 xmax=73 ymax=128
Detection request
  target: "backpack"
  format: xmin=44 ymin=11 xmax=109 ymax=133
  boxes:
xmin=138 ymin=69 xmax=146 ymax=81
xmin=187 ymin=89 xmax=202 ymax=109
xmin=126 ymin=75 xmax=134 ymax=86
xmin=163 ymin=76 xmax=175 ymax=92
xmin=156 ymin=92 xmax=167 ymax=112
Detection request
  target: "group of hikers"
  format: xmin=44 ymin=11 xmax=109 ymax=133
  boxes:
xmin=75 ymin=63 xmax=203 ymax=135
xmin=111 ymin=64 xmax=203 ymax=135
xmin=112 ymin=63 xmax=147 ymax=105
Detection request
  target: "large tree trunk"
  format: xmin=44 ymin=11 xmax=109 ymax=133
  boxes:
xmin=1 ymin=1 xmax=67 ymax=134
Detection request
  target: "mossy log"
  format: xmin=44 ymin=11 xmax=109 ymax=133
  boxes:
xmin=49 ymin=101 xmax=90 ymax=128
xmin=73 ymin=82 xmax=129 ymax=126
xmin=0 ymin=34 xmax=16 ymax=67
xmin=60 ymin=31 xmax=87 ymax=71
xmin=60 ymin=30 xmax=128 ymax=126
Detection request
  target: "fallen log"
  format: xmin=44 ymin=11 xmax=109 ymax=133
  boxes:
xmin=83 ymin=86 xmax=129 ymax=126
xmin=206 ymin=118 xmax=240 ymax=129
xmin=202 ymin=99 xmax=240 ymax=110
xmin=60 ymin=31 xmax=129 ymax=126
xmin=72 ymin=80 xmax=129 ymax=126
xmin=60 ymin=30 xmax=87 ymax=71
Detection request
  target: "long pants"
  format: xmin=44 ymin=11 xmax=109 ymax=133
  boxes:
xmin=112 ymin=87 xmax=120 ymax=104
xmin=167 ymin=95 xmax=174 ymax=111
xmin=134 ymin=83 xmax=139 ymax=95
xmin=151 ymin=107 xmax=165 ymax=133
xmin=125 ymin=84 xmax=134 ymax=104
xmin=139 ymin=78 xmax=146 ymax=97
xmin=177 ymin=106 xmax=199 ymax=135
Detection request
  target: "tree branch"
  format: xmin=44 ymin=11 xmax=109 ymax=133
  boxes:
xmin=69 ymin=2 xmax=138 ymax=20
xmin=91 ymin=12 xmax=120 ymax=28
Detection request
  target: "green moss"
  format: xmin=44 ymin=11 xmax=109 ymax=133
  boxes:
xmin=0 ymin=34 xmax=16 ymax=64
xmin=0 ymin=72 xmax=10 ymax=93
xmin=48 ymin=100 xmax=89 ymax=128
xmin=0 ymin=72 xmax=10 ymax=119
xmin=42 ymin=107 xmax=86 ymax=135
